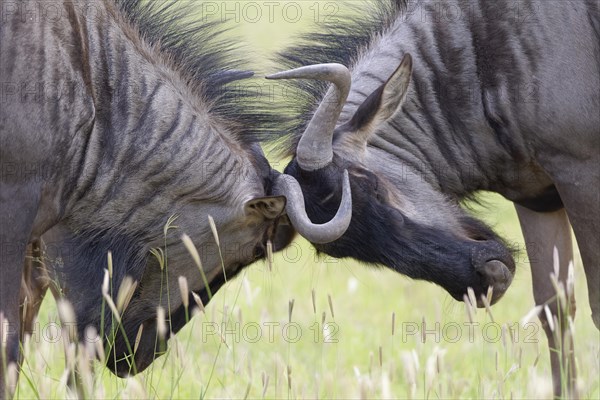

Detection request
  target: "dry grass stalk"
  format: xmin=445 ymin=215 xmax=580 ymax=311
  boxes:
xmin=266 ymin=240 xmax=273 ymax=272
xmin=463 ymin=295 xmax=475 ymax=324
xmin=243 ymin=382 xmax=251 ymax=400
xmin=261 ymin=371 xmax=269 ymax=399
xmin=327 ymin=294 xmax=335 ymax=319
xmin=481 ymin=293 xmax=495 ymax=323
xmin=134 ymin=324 xmax=144 ymax=354
xmin=102 ymin=293 xmax=122 ymax=324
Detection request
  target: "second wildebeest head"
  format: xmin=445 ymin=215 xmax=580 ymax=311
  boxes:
xmin=269 ymin=55 xmax=515 ymax=306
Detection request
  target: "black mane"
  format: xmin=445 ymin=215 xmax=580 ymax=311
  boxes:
xmin=115 ymin=0 xmax=280 ymax=145
xmin=274 ymin=0 xmax=407 ymax=155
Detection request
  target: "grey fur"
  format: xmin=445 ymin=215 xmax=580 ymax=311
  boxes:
xmin=0 ymin=0 xmax=296 ymax=382
xmin=279 ymin=1 xmax=599 ymax=397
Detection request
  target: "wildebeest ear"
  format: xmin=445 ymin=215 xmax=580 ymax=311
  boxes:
xmin=346 ymin=54 xmax=412 ymax=133
xmin=379 ymin=53 xmax=412 ymax=120
xmin=244 ymin=196 xmax=287 ymax=221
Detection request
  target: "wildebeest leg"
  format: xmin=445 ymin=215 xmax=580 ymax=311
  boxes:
xmin=553 ymin=174 xmax=600 ymax=330
xmin=515 ymin=205 xmax=577 ymax=399
xmin=1 ymin=184 xmax=41 ymax=398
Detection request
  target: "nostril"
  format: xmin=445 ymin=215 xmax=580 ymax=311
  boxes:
xmin=471 ymin=235 xmax=489 ymax=242
xmin=481 ymin=260 xmax=510 ymax=283
xmin=476 ymin=259 xmax=513 ymax=297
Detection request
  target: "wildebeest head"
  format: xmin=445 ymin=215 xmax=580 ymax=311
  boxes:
xmin=267 ymin=54 xmax=515 ymax=306
xmin=98 ymin=144 xmax=352 ymax=376
xmin=50 ymin=148 xmax=352 ymax=377
xmin=33 ymin=0 xmax=354 ymax=376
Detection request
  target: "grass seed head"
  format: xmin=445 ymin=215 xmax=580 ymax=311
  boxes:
xmin=181 ymin=234 xmax=201 ymax=269
xmin=181 ymin=234 xmax=212 ymax=299
xmin=116 ymin=276 xmax=137 ymax=314
xmin=208 ymin=215 xmax=220 ymax=247
xmin=566 ymin=261 xmax=575 ymax=299
xmin=521 ymin=305 xmax=543 ymax=327
xmin=164 ymin=214 xmax=180 ymax=237
xmin=543 ymin=305 xmax=555 ymax=332
xmin=467 ymin=287 xmax=477 ymax=311
xmin=191 ymin=292 xmax=205 ymax=314
xmin=157 ymin=306 xmax=167 ymax=340
xmin=57 ymin=299 xmax=78 ymax=342
xmin=102 ymin=269 xmax=110 ymax=296
xmin=553 ymin=245 xmax=560 ymax=277
xmin=82 ymin=326 xmax=98 ymax=367
xmin=288 ymin=299 xmax=294 ymax=323
xmin=401 ymin=352 xmax=416 ymax=384
xmin=107 ymin=251 xmax=113 ymax=279
xmin=178 ymin=276 xmax=189 ymax=309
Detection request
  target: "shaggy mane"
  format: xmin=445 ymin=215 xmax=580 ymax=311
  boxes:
xmin=115 ymin=0 xmax=280 ymax=144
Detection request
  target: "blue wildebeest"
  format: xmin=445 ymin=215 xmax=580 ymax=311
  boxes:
xmin=268 ymin=0 xmax=599 ymax=397
xmin=0 ymin=0 xmax=351 ymax=394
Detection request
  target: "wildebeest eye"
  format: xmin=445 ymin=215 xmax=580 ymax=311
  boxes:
xmin=352 ymin=168 xmax=387 ymax=201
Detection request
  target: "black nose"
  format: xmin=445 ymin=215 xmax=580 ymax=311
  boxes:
xmin=475 ymin=259 xmax=513 ymax=305
xmin=470 ymin=240 xmax=515 ymax=305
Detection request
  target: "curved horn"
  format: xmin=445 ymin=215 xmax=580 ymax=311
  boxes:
xmin=273 ymin=170 xmax=352 ymax=244
xmin=266 ymin=64 xmax=351 ymax=171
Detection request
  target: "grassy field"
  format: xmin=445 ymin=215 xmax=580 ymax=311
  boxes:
xmin=15 ymin=195 xmax=600 ymax=399
xmin=11 ymin=1 xmax=600 ymax=399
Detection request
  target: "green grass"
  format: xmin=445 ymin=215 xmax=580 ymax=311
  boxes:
xmin=11 ymin=2 xmax=600 ymax=398
xmin=13 ymin=193 xmax=600 ymax=398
